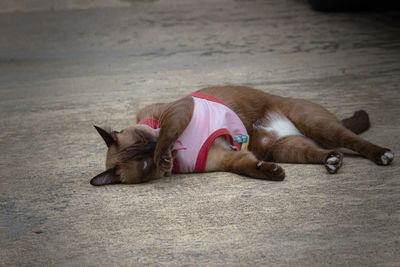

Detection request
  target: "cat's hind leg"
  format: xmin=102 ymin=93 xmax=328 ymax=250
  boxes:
xmin=205 ymin=137 xmax=285 ymax=181
xmin=251 ymin=131 xmax=344 ymax=174
xmin=249 ymin=111 xmax=344 ymax=173
xmin=309 ymin=122 xmax=393 ymax=166
xmin=281 ymin=99 xmax=394 ymax=166
xmin=272 ymin=135 xmax=343 ymax=174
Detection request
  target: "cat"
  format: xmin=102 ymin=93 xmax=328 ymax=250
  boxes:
xmin=90 ymin=86 xmax=394 ymax=186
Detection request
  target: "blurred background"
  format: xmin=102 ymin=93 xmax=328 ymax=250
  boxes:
xmin=1 ymin=0 xmax=399 ymax=266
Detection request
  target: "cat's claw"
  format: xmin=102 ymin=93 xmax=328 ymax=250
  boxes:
xmin=325 ymin=152 xmax=343 ymax=174
xmin=256 ymin=161 xmax=263 ymax=168
xmin=155 ymin=147 xmax=173 ymax=173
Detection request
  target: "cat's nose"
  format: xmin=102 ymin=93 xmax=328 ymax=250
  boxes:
xmin=149 ymin=141 xmax=157 ymax=151
xmin=149 ymin=135 xmax=158 ymax=143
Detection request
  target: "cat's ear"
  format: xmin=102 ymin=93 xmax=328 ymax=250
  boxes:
xmin=94 ymin=125 xmax=117 ymax=147
xmin=90 ymin=168 xmax=121 ymax=186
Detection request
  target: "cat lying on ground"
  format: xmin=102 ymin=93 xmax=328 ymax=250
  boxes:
xmin=91 ymin=86 xmax=394 ymax=185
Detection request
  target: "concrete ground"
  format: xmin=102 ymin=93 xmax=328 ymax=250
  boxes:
xmin=1 ymin=0 xmax=399 ymax=266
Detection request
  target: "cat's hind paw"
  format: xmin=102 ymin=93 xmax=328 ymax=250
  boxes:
xmin=325 ymin=151 xmax=343 ymax=174
xmin=379 ymin=150 xmax=394 ymax=166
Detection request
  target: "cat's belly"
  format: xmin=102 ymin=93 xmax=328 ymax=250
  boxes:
xmin=253 ymin=112 xmax=302 ymax=144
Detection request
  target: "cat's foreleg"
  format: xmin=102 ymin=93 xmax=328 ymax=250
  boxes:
xmin=206 ymin=137 xmax=285 ymax=181
xmin=154 ymin=96 xmax=194 ymax=176
xmin=136 ymin=102 xmax=169 ymax=122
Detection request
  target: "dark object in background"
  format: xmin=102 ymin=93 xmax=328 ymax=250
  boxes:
xmin=308 ymin=0 xmax=400 ymax=12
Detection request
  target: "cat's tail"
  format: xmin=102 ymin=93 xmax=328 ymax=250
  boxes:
xmin=342 ymin=110 xmax=370 ymax=135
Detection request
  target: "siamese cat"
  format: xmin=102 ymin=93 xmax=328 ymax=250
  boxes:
xmin=91 ymin=86 xmax=394 ymax=185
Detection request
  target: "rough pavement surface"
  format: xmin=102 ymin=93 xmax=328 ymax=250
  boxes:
xmin=1 ymin=0 xmax=399 ymax=266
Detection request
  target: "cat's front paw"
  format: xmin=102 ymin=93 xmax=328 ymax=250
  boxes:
xmin=256 ymin=161 xmax=285 ymax=181
xmin=154 ymin=147 xmax=173 ymax=175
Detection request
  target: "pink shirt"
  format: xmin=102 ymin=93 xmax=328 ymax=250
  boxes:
xmin=139 ymin=93 xmax=248 ymax=173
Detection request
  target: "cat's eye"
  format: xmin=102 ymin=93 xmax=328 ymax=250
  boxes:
xmin=131 ymin=154 xmax=145 ymax=161
xmin=138 ymin=136 xmax=146 ymax=143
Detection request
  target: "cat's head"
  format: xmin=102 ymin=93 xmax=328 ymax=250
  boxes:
xmin=90 ymin=125 xmax=162 ymax=186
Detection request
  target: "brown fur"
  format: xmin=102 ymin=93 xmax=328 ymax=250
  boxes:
xmin=91 ymin=86 xmax=393 ymax=185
